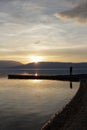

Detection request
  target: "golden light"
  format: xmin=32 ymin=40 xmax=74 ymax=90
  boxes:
xmin=35 ymin=73 xmax=38 ymax=76
xmin=32 ymin=79 xmax=42 ymax=83
xmin=30 ymin=56 xmax=43 ymax=63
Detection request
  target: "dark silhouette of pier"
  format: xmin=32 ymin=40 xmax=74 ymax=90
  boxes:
xmin=8 ymin=74 xmax=87 ymax=82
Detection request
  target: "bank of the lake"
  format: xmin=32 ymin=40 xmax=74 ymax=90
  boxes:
xmin=41 ymin=79 xmax=87 ymax=130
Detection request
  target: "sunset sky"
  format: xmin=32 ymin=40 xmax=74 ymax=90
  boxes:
xmin=0 ymin=0 xmax=87 ymax=63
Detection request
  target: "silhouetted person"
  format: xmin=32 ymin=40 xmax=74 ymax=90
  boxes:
xmin=70 ymin=66 xmax=73 ymax=75
xmin=70 ymin=82 xmax=73 ymax=89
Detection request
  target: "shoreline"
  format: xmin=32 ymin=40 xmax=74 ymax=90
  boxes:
xmin=41 ymin=79 xmax=87 ymax=130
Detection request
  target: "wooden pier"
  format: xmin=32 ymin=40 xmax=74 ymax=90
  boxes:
xmin=8 ymin=74 xmax=87 ymax=82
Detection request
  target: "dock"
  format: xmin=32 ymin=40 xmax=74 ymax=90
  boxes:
xmin=8 ymin=74 xmax=87 ymax=82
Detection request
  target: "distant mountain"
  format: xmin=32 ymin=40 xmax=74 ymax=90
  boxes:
xmin=13 ymin=62 xmax=87 ymax=69
xmin=0 ymin=61 xmax=87 ymax=69
xmin=0 ymin=60 xmax=23 ymax=68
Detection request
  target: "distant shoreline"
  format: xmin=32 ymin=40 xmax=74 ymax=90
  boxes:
xmin=41 ymin=79 xmax=87 ymax=130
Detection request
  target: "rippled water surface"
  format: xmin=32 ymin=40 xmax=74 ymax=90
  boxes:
xmin=0 ymin=74 xmax=79 ymax=130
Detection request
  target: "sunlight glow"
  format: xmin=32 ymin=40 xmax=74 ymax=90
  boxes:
xmin=30 ymin=56 xmax=43 ymax=63
xmin=31 ymin=79 xmax=42 ymax=83
xmin=35 ymin=73 xmax=38 ymax=76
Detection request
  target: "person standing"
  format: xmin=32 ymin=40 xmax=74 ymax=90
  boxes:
xmin=70 ymin=66 xmax=72 ymax=75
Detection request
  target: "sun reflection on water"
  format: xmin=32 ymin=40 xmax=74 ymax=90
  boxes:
xmin=32 ymin=79 xmax=42 ymax=83
xmin=35 ymin=73 xmax=38 ymax=76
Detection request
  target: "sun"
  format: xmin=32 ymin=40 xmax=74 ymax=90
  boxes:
xmin=30 ymin=56 xmax=43 ymax=63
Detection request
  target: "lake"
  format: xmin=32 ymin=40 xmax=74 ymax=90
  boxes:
xmin=0 ymin=70 xmax=79 ymax=130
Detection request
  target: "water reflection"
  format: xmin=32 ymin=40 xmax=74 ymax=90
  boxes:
xmin=32 ymin=79 xmax=42 ymax=83
xmin=35 ymin=73 xmax=38 ymax=76
xmin=0 ymin=75 xmax=79 ymax=130
xmin=70 ymin=82 xmax=73 ymax=89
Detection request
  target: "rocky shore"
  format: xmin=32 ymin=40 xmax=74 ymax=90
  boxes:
xmin=41 ymin=79 xmax=87 ymax=130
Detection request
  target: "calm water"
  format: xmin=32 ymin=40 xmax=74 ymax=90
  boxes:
xmin=0 ymin=68 xmax=87 ymax=77
xmin=0 ymin=71 xmax=79 ymax=130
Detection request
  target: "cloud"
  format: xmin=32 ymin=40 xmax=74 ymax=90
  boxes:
xmin=0 ymin=0 xmax=46 ymax=25
xmin=34 ymin=41 xmax=41 ymax=44
xmin=66 ymin=0 xmax=87 ymax=6
xmin=55 ymin=1 xmax=87 ymax=23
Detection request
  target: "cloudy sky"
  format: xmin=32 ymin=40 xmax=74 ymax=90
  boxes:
xmin=0 ymin=0 xmax=87 ymax=63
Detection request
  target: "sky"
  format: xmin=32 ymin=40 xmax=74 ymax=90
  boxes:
xmin=0 ymin=0 xmax=87 ymax=63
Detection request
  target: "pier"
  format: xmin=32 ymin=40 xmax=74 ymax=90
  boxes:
xmin=8 ymin=74 xmax=87 ymax=82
